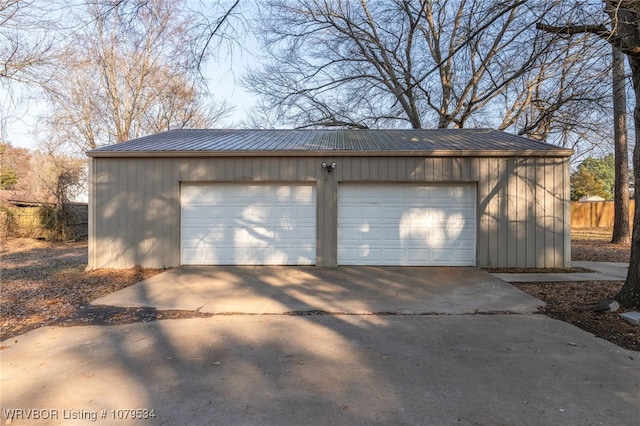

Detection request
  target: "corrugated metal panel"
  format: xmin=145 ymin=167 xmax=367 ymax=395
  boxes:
xmin=87 ymin=129 xmax=572 ymax=156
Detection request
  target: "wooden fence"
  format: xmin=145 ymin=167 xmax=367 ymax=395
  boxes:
xmin=0 ymin=204 xmax=88 ymax=239
xmin=571 ymin=200 xmax=635 ymax=228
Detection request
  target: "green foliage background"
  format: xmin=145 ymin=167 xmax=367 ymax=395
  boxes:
xmin=570 ymin=154 xmax=615 ymax=201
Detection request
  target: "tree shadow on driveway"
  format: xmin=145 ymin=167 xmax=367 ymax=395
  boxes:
xmin=2 ymin=267 xmax=639 ymax=425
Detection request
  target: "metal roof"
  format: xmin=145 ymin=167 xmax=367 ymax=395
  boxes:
xmin=87 ymin=129 xmax=573 ymax=157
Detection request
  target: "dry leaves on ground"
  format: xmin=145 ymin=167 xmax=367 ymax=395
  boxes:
xmin=1 ymin=238 xmax=163 ymax=340
xmin=1 ymin=231 xmax=639 ymax=352
xmin=511 ymin=228 xmax=638 ymax=352
xmin=514 ymin=281 xmax=639 ymax=352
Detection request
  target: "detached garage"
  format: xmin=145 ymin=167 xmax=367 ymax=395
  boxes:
xmin=87 ymin=129 xmax=572 ymax=269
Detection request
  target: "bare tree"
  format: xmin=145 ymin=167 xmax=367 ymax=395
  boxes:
xmin=611 ymin=44 xmax=631 ymax=244
xmin=0 ymin=0 xmax=60 ymax=85
xmin=244 ymin=0 xmax=610 ymax=147
xmin=498 ymin=33 xmax=611 ymax=155
xmin=538 ymin=0 xmax=640 ymax=306
xmin=40 ymin=0 xmax=231 ymax=152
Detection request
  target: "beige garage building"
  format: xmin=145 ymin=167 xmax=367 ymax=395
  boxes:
xmin=87 ymin=129 xmax=572 ymax=269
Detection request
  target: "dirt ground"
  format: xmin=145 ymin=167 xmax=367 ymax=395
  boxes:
xmin=1 ymin=232 xmax=638 ymax=351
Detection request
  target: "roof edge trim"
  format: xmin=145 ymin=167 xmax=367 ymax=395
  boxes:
xmin=87 ymin=149 xmax=573 ymax=158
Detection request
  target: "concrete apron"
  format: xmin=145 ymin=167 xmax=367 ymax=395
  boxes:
xmin=91 ymin=266 xmax=544 ymax=314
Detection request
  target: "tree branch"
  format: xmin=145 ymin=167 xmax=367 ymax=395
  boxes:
xmin=536 ymin=21 xmax=640 ymax=58
xmin=536 ymin=22 xmax=610 ymax=38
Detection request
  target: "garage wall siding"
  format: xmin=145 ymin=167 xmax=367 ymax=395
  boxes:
xmin=88 ymin=155 xmax=570 ymax=269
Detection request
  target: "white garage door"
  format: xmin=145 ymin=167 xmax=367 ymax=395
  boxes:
xmin=338 ymin=184 xmax=476 ymax=266
xmin=181 ymin=183 xmax=316 ymax=265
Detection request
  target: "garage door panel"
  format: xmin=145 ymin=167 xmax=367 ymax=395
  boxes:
xmin=338 ymin=184 xmax=476 ymax=266
xmin=181 ymin=183 xmax=316 ymax=265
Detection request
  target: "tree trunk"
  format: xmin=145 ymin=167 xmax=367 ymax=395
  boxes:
xmin=617 ymin=56 xmax=640 ymax=307
xmin=611 ymin=46 xmax=631 ymax=244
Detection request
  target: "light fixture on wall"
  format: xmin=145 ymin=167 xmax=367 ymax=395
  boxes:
xmin=321 ymin=161 xmax=337 ymax=173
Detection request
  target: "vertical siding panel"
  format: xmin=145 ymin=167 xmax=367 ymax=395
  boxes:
xmin=106 ymin=159 xmax=117 ymax=267
xmin=424 ymin=157 xmax=432 ymax=181
xmin=361 ymin=157 xmax=369 ymax=180
xmin=432 ymin=158 xmax=442 ymax=182
xmin=412 ymin=158 xmax=426 ymax=181
xmin=451 ymin=158 xmax=460 ymax=181
xmin=242 ymin=157 xmax=252 ymax=180
xmin=388 ymin=157 xmax=398 ymax=181
xmin=220 ymin=157 xmax=229 ymax=180
xmin=535 ymin=159 xmax=546 ymax=268
xmin=468 ymin=158 xmax=481 ymax=266
xmin=88 ymin=158 xmax=96 ymax=268
xmin=345 ymin=158 xmax=355 ymax=180
xmin=497 ymin=159 xmax=508 ymax=267
xmin=291 ymin=157 xmax=302 ymax=181
xmin=488 ymin=158 xmax=500 ymax=267
xmin=546 ymin=158 xmax=555 ymax=268
xmin=354 ymin=158 xmax=364 ymax=181
xmin=463 ymin=157 xmax=473 ymax=181
xmin=343 ymin=158 xmax=354 ymax=180
xmin=133 ymin=159 xmax=143 ymax=267
xmin=195 ymin=158 xmax=206 ymax=181
xmin=390 ymin=157 xmax=398 ymax=181
xmin=477 ymin=158 xmax=489 ymax=266
xmin=383 ymin=158 xmax=392 ymax=181
xmin=372 ymin=158 xmax=384 ymax=180
xmin=506 ymin=158 xmax=518 ymax=267
xmin=442 ymin=157 xmax=453 ymax=181
xmin=118 ymin=159 xmax=129 ymax=268
xmin=544 ymin=159 xmax=556 ymax=268
xmin=417 ymin=157 xmax=424 ymax=181
xmin=139 ymin=159 xmax=149 ymax=267
xmin=276 ymin=158 xmax=287 ymax=181
xmin=233 ymin=158 xmax=247 ymax=181
xmin=273 ymin=157 xmax=282 ymax=181
xmin=554 ymin=158 xmax=565 ymax=267
xmin=308 ymin=158 xmax=319 ymax=181
xmin=489 ymin=158 xmax=498 ymax=266
xmin=398 ymin=158 xmax=409 ymax=181
xmin=154 ymin=158 xmax=163 ymax=267
xmin=525 ymin=159 xmax=536 ymax=267
xmin=397 ymin=157 xmax=404 ymax=181
xmin=356 ymin=157 xmax=365 ymax=181
xmin=102 ymin=160 xmax=112 ymax=267
xmin=167 ymin=158 xmax=180 ymax=267
xmin=563 ymin=159 xmax=571 ymax=267
xmin=515 ymin=159 xmax=526 ymax=267
xmin=317 ymin=170 xmax=337 ymax=266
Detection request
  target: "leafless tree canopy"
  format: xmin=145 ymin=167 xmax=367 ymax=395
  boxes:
xmin=0 ymin=0 xmax=243 ymax=155
xmin=0 ymin=0 xmax=61 ymax=85
xmin=38 ymin=0 xmax=232 ymax=152
xmin=244 ymin=0 xmax=612 ymax=155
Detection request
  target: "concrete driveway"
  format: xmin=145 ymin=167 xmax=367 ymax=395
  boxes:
xmin=2 ymin=267 xmax=639 ymax=426
xmin=91 ymin=266 xmax=544 ymax=314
